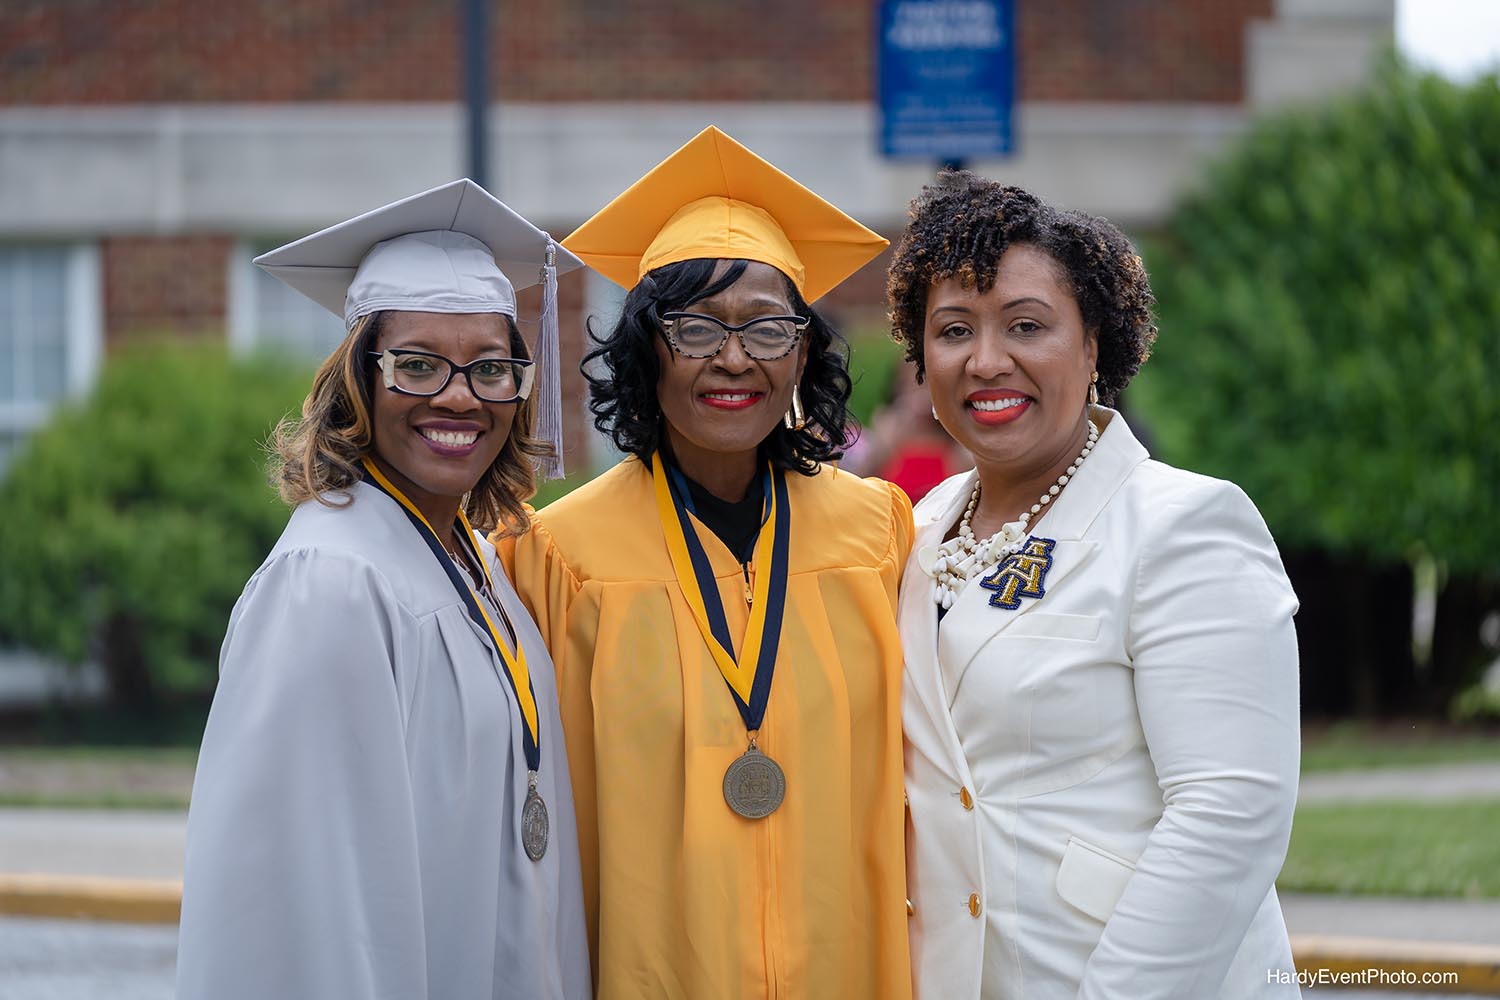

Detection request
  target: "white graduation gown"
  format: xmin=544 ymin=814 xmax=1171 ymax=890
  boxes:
xmin=176 ymin=480 xmax=590 ymax=1000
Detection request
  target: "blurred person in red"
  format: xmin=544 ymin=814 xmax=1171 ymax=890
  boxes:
xmin=845 ymin=365 xmax=969 ymax=503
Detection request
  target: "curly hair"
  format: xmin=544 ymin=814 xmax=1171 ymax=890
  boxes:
xmin=886 ymin=170 xmax=1157 ymax=405
xmin=271 ymin=311 xmax=550 ymax=536
xmin=582 ymin=258 xmax=854 ymax=476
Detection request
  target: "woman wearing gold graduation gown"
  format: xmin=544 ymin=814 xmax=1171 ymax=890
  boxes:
xmin=498 ymin=127 xmax=914 ymax=999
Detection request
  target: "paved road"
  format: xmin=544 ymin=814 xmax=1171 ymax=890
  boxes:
xmin=0 ymin=916 xmax=176 ymax=1000
xmin=0 ymin=916 xmax=1493 ymax=1000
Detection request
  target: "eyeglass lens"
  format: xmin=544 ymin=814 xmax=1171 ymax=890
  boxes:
xmin=672 ymin=315 xmax=801 ymax=359
xmin=389 ymin=353 xmax=527 ymax=402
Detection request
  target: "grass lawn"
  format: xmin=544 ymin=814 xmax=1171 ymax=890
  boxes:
xmin=1279 ymin=798 xmax=1500 ymax=899
xmin=1301 ymin=721 xmax=1500 ymax=772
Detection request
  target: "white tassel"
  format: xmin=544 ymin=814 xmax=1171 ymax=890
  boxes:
xmin=535 ymin=239 xmax=565 ymax=480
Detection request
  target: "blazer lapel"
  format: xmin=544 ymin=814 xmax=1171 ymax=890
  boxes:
xmin=931 ymin=408 xmax=1149 ymax=698
xmin=900 ymin=473 xmax=976 ymax=780
xmin=937 ymin=538 xmax=1098 ymax=703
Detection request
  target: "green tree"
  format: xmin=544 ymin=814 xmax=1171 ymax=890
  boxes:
xmin=0 ymin=343 xmax=309 ymax=708
xmin=1134 ymin=59 xmax=1500 ymax=710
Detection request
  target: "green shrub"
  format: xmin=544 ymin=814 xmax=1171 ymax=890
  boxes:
xmin=1452 ymin=676 xmax=1500 ymax=723
xmin=846 ymin=329 xmax=905 ymax=428
xmin=0 ymin=342 xmax=310 ymax=705
xmin=1134 ymin=59 xmax=1500 ymax=574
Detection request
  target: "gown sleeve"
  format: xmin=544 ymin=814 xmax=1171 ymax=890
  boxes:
xmin=885 ymin=479 xmax=916 ymax=571
xmin=175 ymin=548 xmax=429 ymax=1000
xmin=1077 ymin=479 xmax=1301 ymax=1000
xmin=495 ymin=511 xmax=588 ymax=677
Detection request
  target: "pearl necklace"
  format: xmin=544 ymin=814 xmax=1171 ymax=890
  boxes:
xmin=928 ymin=419 xmax=1099 ymax=609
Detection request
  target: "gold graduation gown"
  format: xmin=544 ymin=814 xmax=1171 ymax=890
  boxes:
xmin=499 ymin=457 xmax=914 ymax=1000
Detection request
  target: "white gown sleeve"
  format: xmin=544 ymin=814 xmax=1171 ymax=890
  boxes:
xmin=1077 ymin=480 xmax=1301 ymax=1000
xmin=176 ymin=548 xmax=428 ymax=1000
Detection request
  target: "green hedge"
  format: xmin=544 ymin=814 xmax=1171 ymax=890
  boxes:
xmin=1133 ymin=59 xmax=1500 ymax=574
xmin=0 ymin=342 xmax=309 ymax=704
xmin=846 ymin=330 xmax=905 ymax=429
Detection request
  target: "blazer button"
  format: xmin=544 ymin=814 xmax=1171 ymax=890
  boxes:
xmin=959 ymin=786 xmax=974 ymax=810
xmin=906 ymin=898 xmax=915 ymax=916
xmin=968 ymin=893 xmax=981 ymax=917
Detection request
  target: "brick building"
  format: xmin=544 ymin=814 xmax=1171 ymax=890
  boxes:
xmin=0 ymin=0 xmax=1392 ymax=469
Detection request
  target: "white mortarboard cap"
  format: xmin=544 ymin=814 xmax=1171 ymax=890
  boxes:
xmin=254 ymin=179 xmax=584 ymax=479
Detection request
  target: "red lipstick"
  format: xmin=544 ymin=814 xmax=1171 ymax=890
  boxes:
xmin=698 ymin=390 xmax=765 ymax=411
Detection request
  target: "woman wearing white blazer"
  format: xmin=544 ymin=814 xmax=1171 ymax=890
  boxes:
xmin=887 ymin=172 xmax=1302 ymax=1000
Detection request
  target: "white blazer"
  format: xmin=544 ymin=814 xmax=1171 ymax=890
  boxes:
xmin=900 ymin=409 xmax=1302 ymax=1000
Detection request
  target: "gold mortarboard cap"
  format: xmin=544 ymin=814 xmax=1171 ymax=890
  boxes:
xmin=563 ymin=126 xmax=888 ymax=303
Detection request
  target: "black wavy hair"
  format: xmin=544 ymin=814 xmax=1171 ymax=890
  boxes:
xmin=887 ymin=170 xmax=1157 ymax=405
xmin=582 ymin=258 xmax=854 ymax=476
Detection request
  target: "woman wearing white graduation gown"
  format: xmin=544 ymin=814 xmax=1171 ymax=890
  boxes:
xmin=887 ymin=174 xmax=1302 ymax=999
xmin=176 ymin=180 xmax=590 ymax=1000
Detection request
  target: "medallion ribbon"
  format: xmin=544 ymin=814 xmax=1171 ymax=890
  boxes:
xmin=362 ymin=458 xmax=540 ymax=772
xmin=651 ymin=451 xmax=790 ymax=731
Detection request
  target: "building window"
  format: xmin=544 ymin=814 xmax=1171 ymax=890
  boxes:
xmin=227 ymin=240 xmax=347 ymax=360
xmin=0 ymin=244 xmax=101 ymax=469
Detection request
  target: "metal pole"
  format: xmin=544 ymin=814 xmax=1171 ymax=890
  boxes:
xmin=462 ymin=0 xmax=489 ymax=188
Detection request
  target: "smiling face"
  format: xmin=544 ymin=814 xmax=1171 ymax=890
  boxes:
xmin=368 ymin=310 xmax=518 ymax=524
xmin=653 ymin=260 xmax=808 ymax=486
xmin=923 ymin=244 xmax=1098 ymax=477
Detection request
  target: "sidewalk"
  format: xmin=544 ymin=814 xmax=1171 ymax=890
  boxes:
xmin=12 ymin=760 xmax=1494 ymax=884
xmin=1281 ymin=893 xmax=1500 ymax=947
xmin=1299 ymin=761 xmax=1500 ymax=804
xmin=3 ymin=806 xmax=1497 ymax=936
xmin=0 ymin=808 xmax=185 ymax=880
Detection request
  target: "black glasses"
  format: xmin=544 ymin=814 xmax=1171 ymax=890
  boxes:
xmin=660 ymin=311 xmax=809 ymax=361
xmin=368 ymin=349 xmax=536 ymax=404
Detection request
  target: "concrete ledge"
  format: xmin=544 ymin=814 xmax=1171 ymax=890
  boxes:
xmin=1292 ymin=934 xmax=1500 ymax=994
xmin=0 ymin=873 xmax=180 ymax=924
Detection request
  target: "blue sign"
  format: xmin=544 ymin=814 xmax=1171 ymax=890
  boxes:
xmin=878 ymin=0 xmax=1016 ymax=160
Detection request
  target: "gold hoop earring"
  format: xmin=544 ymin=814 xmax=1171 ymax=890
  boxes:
xmin=784 ymin=384 xmax=807 ymax=431
xmin=1088 ymin=371 xmax=1100 ymax=406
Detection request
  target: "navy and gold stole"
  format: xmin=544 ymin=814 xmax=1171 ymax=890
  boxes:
xmin=651 ymin=451 xmax=790 ymax=734
xmin=361 ymin=458 xmax=540 ymax=772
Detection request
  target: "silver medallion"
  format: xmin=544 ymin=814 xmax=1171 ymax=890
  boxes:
xmin=723 ymin=743 xmax=786 ymax=819
xmin=522 ymin=776 xmax=549 ymax=861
